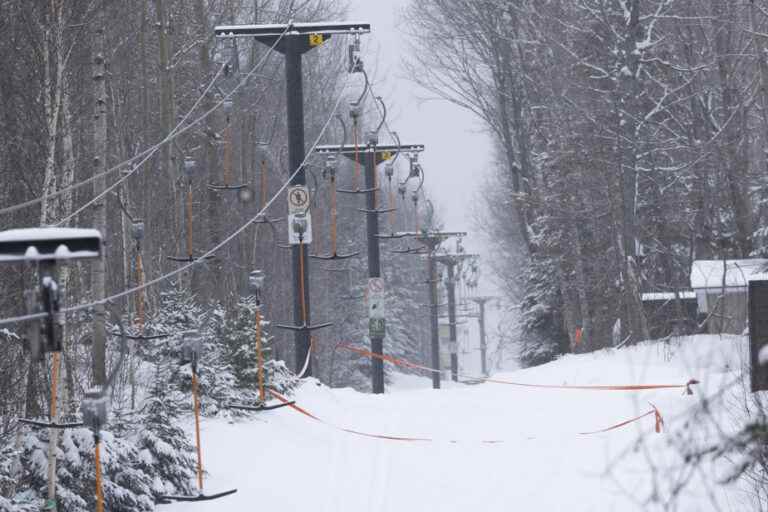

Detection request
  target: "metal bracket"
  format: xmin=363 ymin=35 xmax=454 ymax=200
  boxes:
xmin=274 ymin=322 xmax=333 ymax=333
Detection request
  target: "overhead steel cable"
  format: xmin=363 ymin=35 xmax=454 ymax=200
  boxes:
xmin=0 ymin=70 xmax=351 ymax=329
xmin=53 ymin=27 xmax=289 ymax=226
xmin=0 ymin=25 xmax=289 ymax=220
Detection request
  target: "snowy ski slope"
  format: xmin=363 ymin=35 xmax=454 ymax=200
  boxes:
xmin=166 ymin=335 xmax=754 ymax=512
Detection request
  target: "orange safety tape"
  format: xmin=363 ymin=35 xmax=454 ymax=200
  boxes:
xmin=268 ymin=389 xmax=662 ymax=442
xmin=338 ymin=343 xmax=699 ymax=394
xmin=579 ymin=403 xmax=664 ymax=435
xmin=269 ymin=389 xmax=461 ymax=443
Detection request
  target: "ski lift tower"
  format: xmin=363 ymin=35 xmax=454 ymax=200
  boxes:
xmin=316 ymin=143 xmax=424 ymax=394
xmin=215 ymin=21 xmax=370 ymax=377
xmin=379 ymin=230 xmax=466 ymax=389
xmin=434 ymin=253 xmax=479 ymax=382
xmin=470 ymin=296 xmax=497 ymax=377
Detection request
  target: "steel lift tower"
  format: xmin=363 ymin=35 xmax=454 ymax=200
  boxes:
xmin=316 ymin=143 xmax=424 ymax=393
xmin=215 ymin=22 xmax=370 ymax=376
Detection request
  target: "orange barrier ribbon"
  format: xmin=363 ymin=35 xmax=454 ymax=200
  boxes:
xmin=338 ymin=343 xmax=698 ymax=395
xmin=268 ymin=389 xmax=663 ymax=442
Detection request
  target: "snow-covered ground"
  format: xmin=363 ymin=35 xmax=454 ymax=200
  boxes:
xmin=166 ymin=335 xmax=756 ymax=512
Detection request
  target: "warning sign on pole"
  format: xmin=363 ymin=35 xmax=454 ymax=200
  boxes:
xmin=367 ymin=278 xmax=385 ymax=320
xmin=369 ymin=318 xmax=385 ymax=339
xmin=287 ymin=186 xmax=312 ymax=245
xmin=288 ymin=186 xmax=310 ymax=214
xmin=367 ymin=278 xmax=386 ymax=338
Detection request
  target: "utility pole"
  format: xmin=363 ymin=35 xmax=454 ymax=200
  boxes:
xmin=215 ymin=22 xmax=370 ymax=376
xmin=470 ymin=296 xmax=496 ymax=377
xmin=435 ymin=253 xmax=478 ymax=382
xmin=316 ymin=143 xmax=424 ymax=394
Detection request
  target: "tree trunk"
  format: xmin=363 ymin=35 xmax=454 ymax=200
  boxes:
xmin=92 ymin=21 xmax=108 ymax=387
xmin=196 ymin=0 xmax=225 ymax=302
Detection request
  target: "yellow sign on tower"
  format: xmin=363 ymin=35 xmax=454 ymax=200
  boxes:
xmin=309 ymin=33 xmax=325 ymax=47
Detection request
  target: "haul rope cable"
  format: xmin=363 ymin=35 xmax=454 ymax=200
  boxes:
xmin=52 ymin=59 xmax=226 ymax=226
xmin=0 ymin=25 xmax=288 ymax=221
xmin=0 ymin=67 xmax=353 ymax=328
xmin=53 ymin=28 xmax=289 ymax=227
xmin=0 ymin=61 xmax=227 ymax=218
xmin=3 ymin=26 xmax=289 ymax=219
xmin=268 ymin=389 xmax=665 ymax=441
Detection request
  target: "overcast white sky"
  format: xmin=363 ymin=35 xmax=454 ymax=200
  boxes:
xmin=343 ymin=1 xmax=506 ymax=368
xmin=345 ymin=0 xmax=494 ymax=282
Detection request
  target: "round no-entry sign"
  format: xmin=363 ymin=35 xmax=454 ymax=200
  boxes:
xmin=368 ymin=278 xmax=384 ymax=294
xmin=288 ymin=186 xmax=309 ymax=213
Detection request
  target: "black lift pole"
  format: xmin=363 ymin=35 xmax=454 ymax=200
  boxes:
xmin=215 ymin=22 xmax=370 ymax=376
xmin=470 ymin=296 xmax=496 ymax=377
xmin=317 ymin=143 xmax=424 ymax=393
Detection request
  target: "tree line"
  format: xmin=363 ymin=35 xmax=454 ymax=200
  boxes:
xmin=0 ymin=0 xmax=440 ymax=508
xmin=405 ymin=0 xmax=768 ymax=504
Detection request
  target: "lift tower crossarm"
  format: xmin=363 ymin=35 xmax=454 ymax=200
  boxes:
xmin=316 ymin=144 xmax=424 ymax=166
xmin=434 ymin=253 xmax=480 ymax=265
xmin=215 ymin=22 xmax=370 ymax=39
xmin=376 ymin=231 xmax=468 ymax=240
